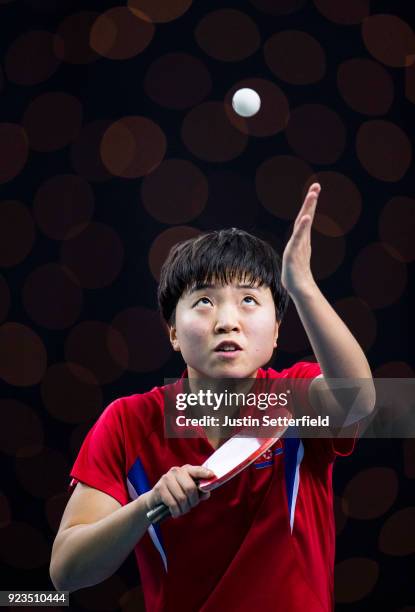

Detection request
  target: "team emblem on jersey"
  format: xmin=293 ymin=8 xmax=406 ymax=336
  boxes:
xmin=253 ymin=439 xmax=283 ymax=468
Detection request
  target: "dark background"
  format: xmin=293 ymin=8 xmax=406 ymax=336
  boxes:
xmin=0 ymin=0 xmax=414 ymax=610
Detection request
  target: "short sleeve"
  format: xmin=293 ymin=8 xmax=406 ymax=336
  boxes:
xmin=282 ymin=360 xmax=322 ymax=380
xmin=279 ymin=360 xmax=322 ymax=416
xmin=68 ymin=398 xmax=129 ymax=506
xmin=281 ymin=361 xmax=357 ymax=461
xmin=321 ymin=423 xmax=358 ymax=460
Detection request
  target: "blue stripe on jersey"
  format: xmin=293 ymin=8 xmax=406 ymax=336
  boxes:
xmin=127 ymin=457 xmax=168 ymax=571
xmin=284 ymin=435 xmax=304 ymax=533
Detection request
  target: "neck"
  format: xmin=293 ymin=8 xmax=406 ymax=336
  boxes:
xmin=185 ymin=368 xmax=259 ymax=396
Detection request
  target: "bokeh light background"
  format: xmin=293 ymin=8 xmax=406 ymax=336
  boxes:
xmin=1 ymin=0 xmax=414 ymax=610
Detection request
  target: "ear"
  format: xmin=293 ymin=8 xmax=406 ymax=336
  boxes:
xmin=169 ymin=325 xmax=181 ymax=352
xmin=273 ymin=321 xmax=280 ymax=347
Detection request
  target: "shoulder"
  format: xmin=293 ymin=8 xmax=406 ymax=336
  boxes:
xmin=82 ymin=384 xmax=169 ymax=465
xmin=111 ymin=383 xmax=167 ymax=435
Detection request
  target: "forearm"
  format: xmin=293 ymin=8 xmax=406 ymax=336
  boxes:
xmin=290 ymin=281 xmax=372 ymax=379
xmin=281 ymin=182 xmax=374 ymax=420
xmin=51 ymin=492 xmax=151 ymax=592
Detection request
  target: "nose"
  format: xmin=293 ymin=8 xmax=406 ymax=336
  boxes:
xmin=214 ymin=304 xmax=240 ymax=334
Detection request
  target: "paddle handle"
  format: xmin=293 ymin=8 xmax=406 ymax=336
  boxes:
xmin=146 ymin=503 xmax=171 ymax=524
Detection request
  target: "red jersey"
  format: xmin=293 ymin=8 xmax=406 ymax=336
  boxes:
xmin=69 ymin=362 xmax=356 ymax=612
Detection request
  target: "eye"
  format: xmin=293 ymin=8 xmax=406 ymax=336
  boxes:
xmin=193 ymin=296 xmax=212 ymax=307
xmin=243 ymin=295 xmax=258 ymax=304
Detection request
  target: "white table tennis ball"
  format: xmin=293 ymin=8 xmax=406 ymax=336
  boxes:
xmin=232 ymin=88 xmax=261 ymax=117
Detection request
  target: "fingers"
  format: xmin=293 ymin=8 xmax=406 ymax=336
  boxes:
xmin=308 ymin=182 xmax=321 ymax=195
xmin=153 ymin=465 xmax=215 ymax=519
xmin=186 ymin=465 xmax=216 ymax=480
xmin=293 ymin=183 xmax=321 ymax=233
xmin=291 ymin=214 xmax=311 ymax=246
xmin=174 ymin=468 xmax=203 ymax=511
xmin=306 ymin=184 xmax=320 ymax=223
xmin=159 ymin=486 xmax=183 ymax=519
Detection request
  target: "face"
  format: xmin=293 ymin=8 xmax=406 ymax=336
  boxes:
xmin=169 ymin=279 xmax=279 ymax=380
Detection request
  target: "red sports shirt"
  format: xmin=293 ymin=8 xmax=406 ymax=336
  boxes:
xmin=69 ymin=362 xmax=356 ymax=611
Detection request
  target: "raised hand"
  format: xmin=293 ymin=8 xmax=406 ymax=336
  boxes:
xmin=281 ymin=183 xmax=321 ymax=297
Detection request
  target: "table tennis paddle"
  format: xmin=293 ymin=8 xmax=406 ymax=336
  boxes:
xmin=146 ymin=426 xmax=288 ymax=524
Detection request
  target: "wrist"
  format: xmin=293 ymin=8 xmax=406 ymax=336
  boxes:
xmin=287 ymin=278 xmax=319 ymax=302
xmin=137 ymin=491 xmax=153 ymax=519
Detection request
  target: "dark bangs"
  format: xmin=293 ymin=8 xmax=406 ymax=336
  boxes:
xmin=157 ymin=228 xmax=289 ymax=325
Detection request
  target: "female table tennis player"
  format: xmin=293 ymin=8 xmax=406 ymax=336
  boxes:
xmin=50 ymin=183 xmax=375 ymax=611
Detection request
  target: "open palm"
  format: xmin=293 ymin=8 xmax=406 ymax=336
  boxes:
xmin=281 ymin=183 xmax=321 ymax=297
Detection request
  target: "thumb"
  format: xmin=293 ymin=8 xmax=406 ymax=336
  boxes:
xmin=292 ymin=215 xmax=311 ymax=242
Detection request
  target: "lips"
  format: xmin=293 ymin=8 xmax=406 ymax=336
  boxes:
xmin=214 ymin=340 xmax=242 ymax=352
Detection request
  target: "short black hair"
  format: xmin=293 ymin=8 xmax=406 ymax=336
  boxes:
xmin=157 ymin=227 xmax=289 ymax=326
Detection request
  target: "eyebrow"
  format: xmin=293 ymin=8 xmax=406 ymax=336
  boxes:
xmin=187 ymin=283 xmax=261 ymax=295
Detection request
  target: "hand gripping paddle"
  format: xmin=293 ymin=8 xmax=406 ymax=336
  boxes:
xmin=146 ymin=426 xmax=288 ymax=525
